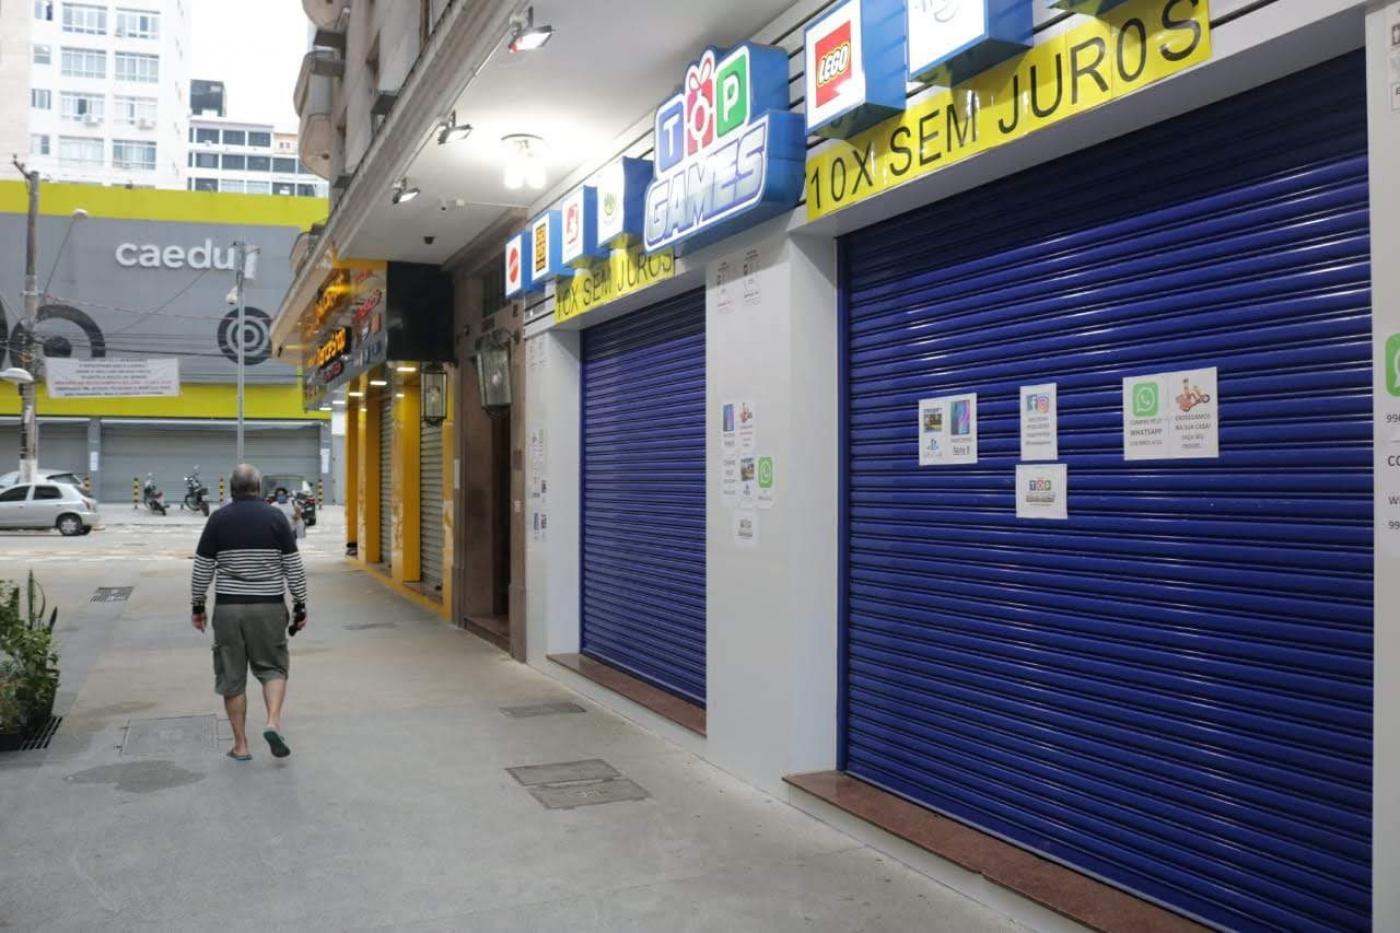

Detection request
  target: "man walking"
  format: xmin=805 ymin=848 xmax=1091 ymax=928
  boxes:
xmin=191 ymin=463 xmax=308 ymax=761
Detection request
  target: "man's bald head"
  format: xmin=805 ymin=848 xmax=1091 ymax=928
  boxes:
xmin=231 ymin=463 xmax=262 ymax=498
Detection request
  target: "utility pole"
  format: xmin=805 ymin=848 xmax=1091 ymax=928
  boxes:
xmin=12 ymin=158 xmax=40 ymax=485
xmin=234 ymin=240 xmax=246 ymax=463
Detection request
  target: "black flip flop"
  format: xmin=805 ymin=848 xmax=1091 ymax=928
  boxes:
xmin=226 ymin=750 xmax=252 ymax=762
xmin=262 ymin=728 xmax=291 ymax=759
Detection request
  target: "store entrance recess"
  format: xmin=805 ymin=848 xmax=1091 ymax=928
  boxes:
xmin=580 ymin=289 xmax=707 ymax=706
xmin=840 ymin=53 xmax=1371 ymax=932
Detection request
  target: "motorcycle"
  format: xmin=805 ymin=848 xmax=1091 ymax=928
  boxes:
xmin=182 ymin=467 xmax=210 ymax=517
xmin=142 ymin=474 xmax=167 ymax=515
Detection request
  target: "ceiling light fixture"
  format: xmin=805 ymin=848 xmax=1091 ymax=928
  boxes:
xmin=369 ymin=379 xmax=388 ymax=387
xmin=437 ymin=111 xmax=473 ymax=145
xmin=508 ymin=6 xmax=553 ymax=53
xmin=396 ymin=364 xmax=418 ymax=373
xmin=501 ymin=134 xmax=547 ymax=191
xmin=391 ymin=178 xmax=420 ymax=205
xmin=348 ymin=390 xmax=364 ymax=398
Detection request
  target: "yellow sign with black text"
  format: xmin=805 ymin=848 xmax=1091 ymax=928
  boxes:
xmin=555 ymin=246 xmax=676 ymax=324
xmin=805 ymin=0 xmax=1211 ymax=221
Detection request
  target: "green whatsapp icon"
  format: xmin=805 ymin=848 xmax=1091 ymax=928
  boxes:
xmin=757 ymin=457 xmax=774 ymax=489
xmin=1131 ymin=381 xmax=1160 ymax=418
xmin=1388 ymin=334 xmax=1400 ymax=397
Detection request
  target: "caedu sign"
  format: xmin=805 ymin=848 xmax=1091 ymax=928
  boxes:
xmin=643 ymin=43 xmax=804 ymax=254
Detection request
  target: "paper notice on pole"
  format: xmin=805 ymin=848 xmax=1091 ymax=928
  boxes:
xmin=736 ymin=399 xmax=757 ymax=454
xmin=89 ymin=450 xmax=99 ymax=472
xmin=46 ymin=357 xmax=179 ymax=398
xmin=757 ymin=455 xmax=775 ymax=509
xmin=733 ymin=510 xmax=759 ymax=549
xmin=918 ymin=394 xmax=977 ymax=466
xmin=1016 ymin=464 xmax=1068 ymax=520
xmin=714 ymin=259 xmax=735 ymax=314
xmin=320 ymin=448 xmax=331 ymax=474
xmin=743 ymin=248 xmax=761 ymax=305
xmin=1019 ymin=384 xmax=1058 ymax=461
xmin=721 ymin=454 xmax=739 ymax=505
xmin=1123 ymin=367 xmax=1219 ymax=461
xmin=738 ymin=455 xmax=757 ymax=509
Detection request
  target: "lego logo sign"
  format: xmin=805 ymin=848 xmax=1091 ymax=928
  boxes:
xmin=814 ymin=23 xmax=853 ymax=107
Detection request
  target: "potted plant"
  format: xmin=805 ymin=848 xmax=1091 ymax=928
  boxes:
xmin=0 ymin=573 xmax=59 ymax=750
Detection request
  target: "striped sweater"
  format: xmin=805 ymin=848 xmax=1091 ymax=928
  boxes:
xmin=191 ymin=496 xmax=308 ymax=607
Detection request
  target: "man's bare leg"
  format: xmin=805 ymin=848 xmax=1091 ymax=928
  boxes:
xmin=262 ymin=677 xmax=286 ymax=731
xmin=225 ymin=693 xmax=249 ymax=756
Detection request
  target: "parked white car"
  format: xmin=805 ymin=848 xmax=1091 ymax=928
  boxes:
xmin=0 ymin=468 xmax=86 ymax=491
xmin=0 ymin=482 xmax=100 ymax=535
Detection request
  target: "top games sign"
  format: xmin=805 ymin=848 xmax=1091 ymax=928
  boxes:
xmin=643 ymin=43 xmax=804 ymax=254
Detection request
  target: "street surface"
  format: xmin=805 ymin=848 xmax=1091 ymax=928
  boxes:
xmin=0 ymin=507 xmax=1016 ymax=932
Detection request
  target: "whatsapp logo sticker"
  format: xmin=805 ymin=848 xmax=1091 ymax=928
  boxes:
xmin=1131 ymin=381 xmax=1160 ymax=418
xmin=1388 ymin=333 xmax=1400 ymax=398
xmin=757 ymin=456 xmax=774 ymax=489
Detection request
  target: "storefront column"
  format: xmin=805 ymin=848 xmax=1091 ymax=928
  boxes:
xmin=441 ymin=366 xmax=457 ymax=618
xmin=391 ymin=378 xmax=421 ymax=585
xmin=361 ymin=382 xmax=382 ymax=565
xmin=87 ymin=418 xmax=101 ymax=499
xmin=345 ymin=382 xmax=361 ymax=550
xmin=1368 ymin=2 xmax=1400 ymax=924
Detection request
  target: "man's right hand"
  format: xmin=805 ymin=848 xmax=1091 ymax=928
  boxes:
xmin=192 ymin=612 xmax=207 ymax=633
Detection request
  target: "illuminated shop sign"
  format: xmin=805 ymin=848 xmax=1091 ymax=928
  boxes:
xmin=504 ymin=230 xmax=535 ymax=298
xmin=906 ymin=0 xmax=1032 ymax=86
xmin=643 ymin=43 xmax=805 ymax=254
xmin=561 ymin=186 xmax=608 ymax=267
xmin=530 ymin=210 xmax=572 ymax=282
xmin=807 ymin=0 xmax=1211 ymax=220
xmin=595 ymin=157 xmax=652 ymax=248
xmin=312 ymin=327 xmax=350 ymax=369
xmin=804 ymin=0 xmax=906 ymax=139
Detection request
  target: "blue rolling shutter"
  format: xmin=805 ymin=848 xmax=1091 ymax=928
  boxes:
xmin=582 ymin=289 xmax=706 ymax=705
xmin=841 ymin=54 xmax=1371 ymax=932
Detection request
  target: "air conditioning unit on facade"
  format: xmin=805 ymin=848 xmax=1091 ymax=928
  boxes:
xmin=82 ymin=112 xmax=100 ymax=126
xmin=138 ymin=117 xmax=155 ymax=129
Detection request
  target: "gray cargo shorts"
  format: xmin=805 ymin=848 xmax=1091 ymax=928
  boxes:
xmin=212 ymin=602 xmax=290 ymax=697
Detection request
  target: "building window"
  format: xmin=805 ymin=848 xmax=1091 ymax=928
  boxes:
xmin=115 ymin=8 xmax=159 ymax=39
xmin=58 ymin=136 xmax=103 ymax=166
xmin=60 ymin=47 xmax=106 ymax=79
xmin=62 ymin=3 xmax=107 ymax=34
xmin=247 ymin=130 xmax=272 ymax=149
xmin=194 ymin=126 xmax=220 ymax=145
xmin=220 ymin=179 xmax=245 ymax=194
xmin=247 ymin=155 xmax=270 ymax=172
xmin=272 ymin=181 xmax=296 ymax=196
xmin=34 ymin=1 xmax=54 ymax=20
xmin=115 ymin=51 xmax=159 ymax=83
xmin=273 ymin=157 xmax=297 ymax=174
xmin=33 ymin=45 xmax=52 ymax=65
xmin=192 ymin=151 xmax=218 ymax=169
xmin=245 ymin=180 xmax=271 ymax=196
xmin=112 ymin=139 xmax=156 ymax=170
xmin=31 ymin=89 xmax=52 ymax=110
xmin=60 ymin=91 xmax=104 ymax=123
xmin=31 ymin=134 xmax=51 ymax=156
xmin=191 ymin=177 xmax=217 ymax=192
xmin=113 ymin=95 xmax=157 ymax=126
xmin=220 ymin=153 xmax=245 ymax=170
xmin=221 ymin=129 xmax=246 ymax=146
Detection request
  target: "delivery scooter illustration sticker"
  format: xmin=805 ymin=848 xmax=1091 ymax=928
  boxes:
xmin=1176 ymin=377 xmax=1213 ymax=413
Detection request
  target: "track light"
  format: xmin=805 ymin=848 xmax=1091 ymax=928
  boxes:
xmin=391 ymin=179 xmax=420 ymax=204
xmin=437 ymin=112 xmax=472 ymax=145
xmin=508 ymin=6 xmax=553 ymax=53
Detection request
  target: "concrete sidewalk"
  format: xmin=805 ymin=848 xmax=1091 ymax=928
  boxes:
xmin=0 ymin=531 xmax=1017 ymax=932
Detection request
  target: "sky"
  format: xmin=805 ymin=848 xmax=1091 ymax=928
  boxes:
xmin=190 ymin=0 xmax=309 ymax=131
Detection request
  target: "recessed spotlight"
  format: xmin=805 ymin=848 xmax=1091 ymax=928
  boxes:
xmin=348 ymin=390 xmax=364 ymax=398
xmin=437 ymin=112 xmax=472 ymax=145
xmin=391 ymin=178 xmax=420 ymax=204
xmin=332 ymin=399 xmax=346 ymax=406
xmin=396 ymin=364 xmax=418 ymax=373
xmin=508 ymin=6 xmax=553 ymax=53
xmin=369 ymin=379 xmax=388 ymax=387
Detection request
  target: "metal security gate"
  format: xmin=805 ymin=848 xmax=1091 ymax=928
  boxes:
xmin=379 ymin=387 xmax=393 ymax=569
xmin=419 ymin=419 xmax=444 ymax=591
xmin=0 ymin=420 xmax=88 ymax=479
xmin=100 ymin=423 xmax=321 ymax=502
xmin=840 ymin=55 xmax=1370 ymax=932
xmin=581 ymin=289 xmax=706 ymax=705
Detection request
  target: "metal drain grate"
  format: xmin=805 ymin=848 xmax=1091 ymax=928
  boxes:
xmin=91 ymin=587 xmax=134 ymax=603
xmin=0 ymin=716 xmax=63 ymax=753
xmin=500 ymin=701 xmax=587 ymax=719
xmin=506 ymin=759 xmax=650 ymax=810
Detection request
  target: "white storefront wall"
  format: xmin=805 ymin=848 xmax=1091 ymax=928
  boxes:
xmin=523 ymin=0 xmax=1396 ymax=926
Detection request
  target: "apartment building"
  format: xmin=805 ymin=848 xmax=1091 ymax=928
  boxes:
xmin=186 ymin=116 xmax=328 ymax=198
xmin=23 ymin=0 xmax=192 ymax=188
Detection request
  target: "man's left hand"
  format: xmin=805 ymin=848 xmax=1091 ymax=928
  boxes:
xmin=192 ymin=612 xmax=207 ymax=633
